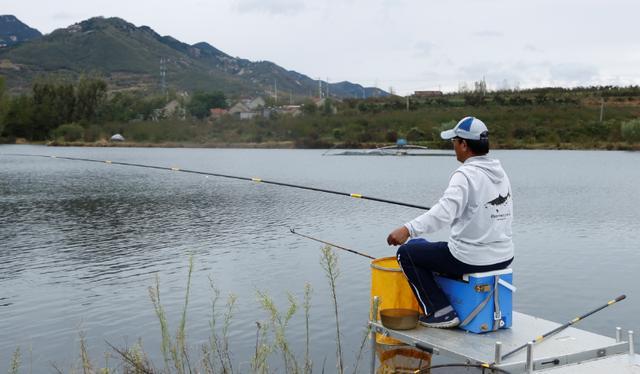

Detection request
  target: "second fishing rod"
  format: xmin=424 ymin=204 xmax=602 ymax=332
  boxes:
xmin=6 ymin=153 xmax=431 ymax=211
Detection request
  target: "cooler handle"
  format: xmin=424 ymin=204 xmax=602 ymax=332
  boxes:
xmin=498 ymin=278 xmax=516 ymax=293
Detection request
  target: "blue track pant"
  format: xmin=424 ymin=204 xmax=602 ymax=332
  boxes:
xmin=396 ymin=238 xmax=513 ymax=315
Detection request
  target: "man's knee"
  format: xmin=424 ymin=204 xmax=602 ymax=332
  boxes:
xmin=396 ymin=245 xmax=406 ymax=261
xmin=397 ymin=238 xmax=426 ymax=256
xmin=396 ymin=241 xmax=418 ymax=264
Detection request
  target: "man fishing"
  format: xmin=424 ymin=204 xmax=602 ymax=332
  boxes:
xmin=387 ymin=116 xmax=514 ymax=328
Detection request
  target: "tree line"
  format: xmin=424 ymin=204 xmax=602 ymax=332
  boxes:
xmin=0 ymin=77 xmax=107 ymax=140
xmin=1 ymin=75 xmax=639 ymax=148
xmin=0 ymin=76 xmax=228 ymax=142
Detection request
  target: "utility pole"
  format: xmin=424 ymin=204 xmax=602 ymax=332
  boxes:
xmin=326 ymin=77 xmax=330 ymax=98
xmin=160 ymin=57 xmax=167 ymax=99
xmin=274 ymin=79 xmax=278 ymax=104
xmin=600 ymin=98 xmax=605 ymax=123
xmin=482 ymin=75 xmax=487 ymax=96
xmin=318 ymin=78 xmax=322 ymax=98
xmin=406 ymin=95 xmax=410 ymax=111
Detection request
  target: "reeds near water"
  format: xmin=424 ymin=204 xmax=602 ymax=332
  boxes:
xmin=320 ymin=245 xmax=343 ymax=374
xmin=8 ymin=246 xmax=370 ymax=373
xmin=9 ymin=347 xmax=20 ymax=374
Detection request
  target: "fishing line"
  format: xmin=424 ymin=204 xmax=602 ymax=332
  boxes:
xmin=3 ymin=153 xmax=431 ymax=211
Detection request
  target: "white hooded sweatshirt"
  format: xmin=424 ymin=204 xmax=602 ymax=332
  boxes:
xmin=404 ymin=156 xmax=514 ymax=265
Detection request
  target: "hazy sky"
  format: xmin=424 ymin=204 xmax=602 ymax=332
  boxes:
xmin=4 ymin=0 xmax=639 ymax=94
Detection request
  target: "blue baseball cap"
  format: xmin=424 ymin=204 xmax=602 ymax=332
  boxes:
xmin=440 ymin=116 xmax=489 ymax=140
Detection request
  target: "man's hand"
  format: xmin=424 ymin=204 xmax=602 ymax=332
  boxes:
xmin=387 ymin=226 xmax=410 ymax=246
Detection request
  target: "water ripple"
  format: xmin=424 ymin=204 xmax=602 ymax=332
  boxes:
xmin=1 ymin=146 xmax=639 ymax=371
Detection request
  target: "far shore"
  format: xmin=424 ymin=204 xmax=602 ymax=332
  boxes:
xmin=3 ymin=139 xmax=637 ymax=151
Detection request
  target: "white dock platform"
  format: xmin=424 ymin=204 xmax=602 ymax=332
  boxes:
xmin=370 ymin=311 xmax=639 ymax=373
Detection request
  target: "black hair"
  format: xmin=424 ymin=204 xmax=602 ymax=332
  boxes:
xmin=462 ymin=131 xmax=489 ymax=155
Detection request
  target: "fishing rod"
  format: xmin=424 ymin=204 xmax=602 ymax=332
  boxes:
xmin=290 ymin=228 xmax=375 ymax=259
xmin=498 ymin=294 xmax=627 ymax=362
xmin=417 ymin=363 xmax=511 ymax=374
xmin=4 ymin=153 xmax=431 ymax=211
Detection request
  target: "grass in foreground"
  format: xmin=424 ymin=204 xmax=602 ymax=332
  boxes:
xmin=8 ymin=247 xmax=371 ymax=374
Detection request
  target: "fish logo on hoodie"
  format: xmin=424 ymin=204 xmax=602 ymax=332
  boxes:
xmin=485 ymin=191 xmax=511 ymax=220
xmin=485 ymin=192 xmax=511 ymax=207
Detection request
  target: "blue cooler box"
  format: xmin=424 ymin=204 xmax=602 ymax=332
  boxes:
xmin=435 ymin=268 xmax=514 ymax=334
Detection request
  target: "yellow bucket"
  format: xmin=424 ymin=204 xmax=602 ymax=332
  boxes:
xmin=370 ymin=256 xmax=421 ymax=345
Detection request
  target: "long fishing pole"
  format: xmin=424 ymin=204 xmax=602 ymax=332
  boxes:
xmin=4 ymin=153 xmax=431 ymax=211
xmin=290 ymin=228 xmax=375 ymax=259
xmin=499 ymin=294 xmax=626 ymax=362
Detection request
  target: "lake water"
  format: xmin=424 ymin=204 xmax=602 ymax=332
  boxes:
xmin=1 ymin=145 xmax=639 ymax=372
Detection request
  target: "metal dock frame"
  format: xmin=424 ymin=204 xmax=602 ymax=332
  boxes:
xmin=369 ymin=300 xmax=635 ymax=373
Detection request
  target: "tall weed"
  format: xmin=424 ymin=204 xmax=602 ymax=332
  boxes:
xmin=320 ymin=246 xmax=343 ymax=374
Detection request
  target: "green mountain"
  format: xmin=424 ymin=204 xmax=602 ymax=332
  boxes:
xmin=0 ymin=15 xmax=42 ymax=47
xmin=0 ymin=16 xmax=386 ymax=98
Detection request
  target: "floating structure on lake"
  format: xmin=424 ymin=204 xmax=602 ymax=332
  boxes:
xmin=325 ymin=139 xmax=455 ymax=157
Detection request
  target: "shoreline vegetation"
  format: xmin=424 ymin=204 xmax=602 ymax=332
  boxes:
xmin=41 ymin=139 xmax=640 ymax=151
xmin=1 ymin=76 xmax=639 ymax=151
xmin=9 ymin=248 xmax=373 ymax=374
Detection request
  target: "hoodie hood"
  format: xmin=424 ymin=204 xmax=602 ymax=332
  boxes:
xmin=458 ymin=156 xmax=505 ymax=183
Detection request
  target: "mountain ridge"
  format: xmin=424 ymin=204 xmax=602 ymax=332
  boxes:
xmin=0 ymin=16 xmax=387 ymax=98
xmin=0 ymin=15 xmax=42 ymax=47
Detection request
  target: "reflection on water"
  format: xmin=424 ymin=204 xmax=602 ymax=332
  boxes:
xmin=1 ymin=145 xmax=639 ymax=371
